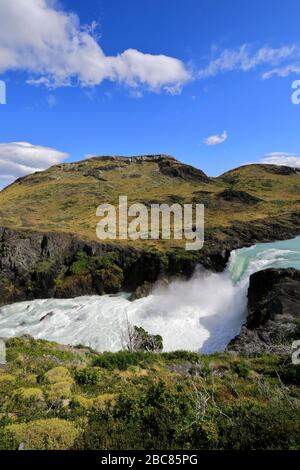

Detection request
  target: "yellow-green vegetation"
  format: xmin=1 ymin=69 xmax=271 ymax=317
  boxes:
xmin=4 ymin=419 xmax=80 ymax=450
xmin=1 ymin=156 xmax=299 ymax=250
xmin=0 ymin=336 xmax=300 ymax=450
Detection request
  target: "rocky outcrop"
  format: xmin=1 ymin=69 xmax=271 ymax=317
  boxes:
xmin=157 ymin=159 xmax=210 ymax=183
xmin=131 ymin=278 xmax=170 ymax=300
xmin=228 ymin=268 xmax=300 ymax=356
xmin=0 ymin=227 xmax=166 ymax=307
xmin=216 ymin=189 xmax=261 ymax=205
xmin=247 ymin=268 xmax=300 ymax=328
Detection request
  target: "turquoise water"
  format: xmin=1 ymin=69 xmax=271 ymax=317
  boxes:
xmin=228 ymin=235 xmax=300 ymax=284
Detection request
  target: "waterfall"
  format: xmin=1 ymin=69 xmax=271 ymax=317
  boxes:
xmin=0 ymin=236 xmax=300 ymax=353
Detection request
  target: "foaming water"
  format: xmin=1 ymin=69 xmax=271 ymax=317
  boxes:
xmin=1 ymin=236 xmax=300 ymax=353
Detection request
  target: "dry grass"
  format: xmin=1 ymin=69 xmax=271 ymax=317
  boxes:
xmin=1 ymin=158 xmax=299 ymax=250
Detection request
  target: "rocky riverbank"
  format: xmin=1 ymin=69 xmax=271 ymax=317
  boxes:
xmin=228 ymin=268 xmax=300 ymax=355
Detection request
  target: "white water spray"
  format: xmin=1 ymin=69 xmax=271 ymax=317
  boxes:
xmin=0 ymin=236 xmax=300 ymax=353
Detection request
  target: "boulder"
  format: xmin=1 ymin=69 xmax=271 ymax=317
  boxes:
xmin=228 ymin=268 xmax=300 ymax=356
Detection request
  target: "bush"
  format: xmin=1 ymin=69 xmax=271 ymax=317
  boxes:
xmin=12 ymin=387 xmax=44 ymax=402
xmin=70 ymin=395 xmax=94 ymax=410
xmin=232 ymin=361 xmax=250 ymax=379
xmin=75 ymin=367 xmax=101 ymax=386
xmin=74 ymin=380 xmax=195 ymax=450
xmin=0 ymin=428 xmax=19 ymax=450
xmin=162 ymin=350 xmax=202 ymax=363
xmin=44 ymin=366 xmax=73 ymax=384
xmin=217 ymin=402 xmax=300 ymax=450
xmin=44 ymin=367 xmax=74 ymax=400
xmin=279 ymin=363 xmax=300 ymax=385
xmin=68 ymin=251 xmax=124 ymax=294
xmin=4 ymin=419 xmax=80 ymax=450
xmin=93 ymin=351 xmax=155 ymax=371
xmin=126 ymin=326 xmax=163 ymax=353
xmin=0 ymin=373 xmax=16 ymax=384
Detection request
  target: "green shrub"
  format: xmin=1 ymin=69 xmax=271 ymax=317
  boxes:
xmin=12 ymin=387 xmax=44 ymax=402
xmin=279 ymin=363 xmax=300 ymax=385
xmin=44 ymin=366 xmax=73 ymax=384
xmin=4 ymin=419 xmax=80 ymax=450
xmin=75 ymin=367 xmax=101 ymax=386
xmin=162 ymin=350 xmax=202 ymax=363
xmin=0 ymin=428 xmax=19 ymax=450
xmin=69 ymin=250 xmax=95 ymax=276
xmin=44 ymin=366 xmax=74 ymax=400
xmin=93 ymin=351 xmax=155 ymax=371
xmin=217 ymin=402 xmax=300 ymax=450
xmin=232 ymin=361 xmax=250 ymax=379
xmin=74 ymin=380 xmax=195 ymax=450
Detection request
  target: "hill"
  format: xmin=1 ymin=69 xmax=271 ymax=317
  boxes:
xmin=0 ymin=155 xmax=300 ymax=305
xmin=1 ymin=155 xmax=300 ymax=249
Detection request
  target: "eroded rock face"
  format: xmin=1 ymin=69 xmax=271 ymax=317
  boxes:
xmin=228 ymin=268 xmax=300 ymax=356
xmin=216 ymin=189 xmax=261 ymax=205
xmin=0 ymin=228 xmax=165 ymax=307
xmin=247 ymin=268 xmax=300 ymax=328
xmin=157 ymin=159 xmax=210 ymax=183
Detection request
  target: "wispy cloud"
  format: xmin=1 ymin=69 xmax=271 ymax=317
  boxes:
xmin=203 ymin=131 xmax=228 ymax=146
xmin=262 ymin=65 xmax=300 ymax=80
xmin=198 ymin=44 xmax=299 ymax=79
xmin=0 ymin=0 xmax=190 ymax=94
xmin=260 ymin=152 xmax=300 ymax=168
xmin=0 ymin=142 xmax=69 ymax=188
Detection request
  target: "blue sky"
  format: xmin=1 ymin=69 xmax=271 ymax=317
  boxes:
xmin=1 ymin=0 xmax=300 ymax=188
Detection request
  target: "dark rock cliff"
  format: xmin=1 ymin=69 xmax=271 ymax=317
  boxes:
xmin=0 ymin=227 xmax=166 ymax=306
xmin=228 ymin=268 xmax=300 ymax=356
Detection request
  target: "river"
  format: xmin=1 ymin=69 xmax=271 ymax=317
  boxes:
xmin=0 ymin=236 xmax=300 ymax=353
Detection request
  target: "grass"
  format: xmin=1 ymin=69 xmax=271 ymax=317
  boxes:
xmin=1 ymin=157 xmax=299 ymax=251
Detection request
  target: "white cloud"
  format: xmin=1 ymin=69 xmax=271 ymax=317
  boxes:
xmin=0 ymin=142 xmax=69 ymax=188
xmin=260 ymin=152 xmax=300 ymax=168
xmin=84 ymin=154 xmax=97 ymax=160
xmin=0 ymin=0 xmax=190 ymax=93
xmin=264 ymin=152 xmax=298 ymax=158
xmin=198 ymin=44 xmax=298 ymax=79
xmin=262 ymin=65 xmax=300 ymax=80
xmin=203 ymin=131 xmax=228 ymax=146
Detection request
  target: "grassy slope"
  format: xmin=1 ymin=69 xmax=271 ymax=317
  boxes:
xmin=0 ymin=157 xmax=299 ymax=250
xmin=0 ymin=336 xmax=299 ymax=450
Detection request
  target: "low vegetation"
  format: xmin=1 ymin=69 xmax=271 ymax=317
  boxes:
xmin=0 ymin=336 xmax=299 ymax=450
